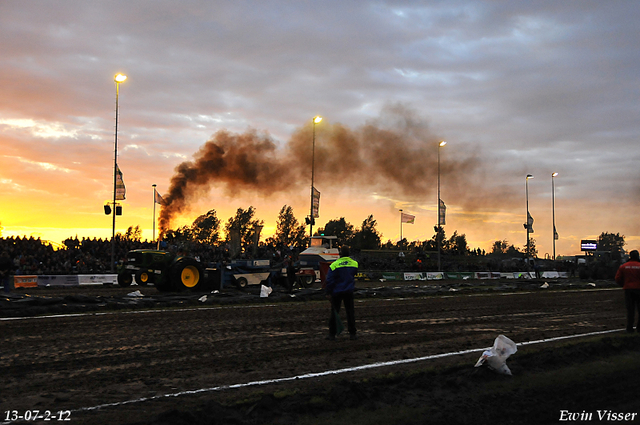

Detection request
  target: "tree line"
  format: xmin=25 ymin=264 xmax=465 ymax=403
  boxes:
xmin=160 ymin=205 xmax=627 ymax=260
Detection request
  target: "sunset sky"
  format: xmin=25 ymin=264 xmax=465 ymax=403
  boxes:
xmin=1 ymin=1 xmax=639 ymax=257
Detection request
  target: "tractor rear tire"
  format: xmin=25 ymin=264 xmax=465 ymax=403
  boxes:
xmin=135 ymin=270 xmax=151 ymax=286
xmin=118 ymin=273 xmax=133 ymax=287
xmin=170 ymin=259 xmax=205 ymax=291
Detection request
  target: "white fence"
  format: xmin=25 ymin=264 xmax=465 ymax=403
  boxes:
xmin=12 ymin=274 xmax=118 ymax=287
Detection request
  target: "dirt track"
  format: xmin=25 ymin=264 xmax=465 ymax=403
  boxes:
xmin=0 ymin=282 xmax=630 ymax=424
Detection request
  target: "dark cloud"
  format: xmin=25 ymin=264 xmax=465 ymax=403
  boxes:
xmin=159 ymin=105 xmax=512 ymax=233
xmin=1 ymin=0 xmax=639 ymax=251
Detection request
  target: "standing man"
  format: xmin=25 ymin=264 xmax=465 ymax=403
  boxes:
xmin=325 ymin=246 xmax=358 ymax=340
xmin=615 ymin=250 xmax=640 ymax=333
xmin=0 ymin=250 xmax=14 ymax=293
xmin=286 ymin=254 xmax=298 ymax=294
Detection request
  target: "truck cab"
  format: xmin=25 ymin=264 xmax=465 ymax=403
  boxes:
xmin=296 ymin=236 xmax=340 ymax=285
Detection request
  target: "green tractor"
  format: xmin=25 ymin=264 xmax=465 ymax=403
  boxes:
xmin=117 ymin=249 xmax=208 ymax=292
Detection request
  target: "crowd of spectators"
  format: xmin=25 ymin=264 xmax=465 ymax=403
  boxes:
xmin=0 ymin=235 xmax=293 ymax=275
xmin=0 ymin=234 xmax=590 ymax=277
xmin=0 ymin=235 xmax=156 ymax=275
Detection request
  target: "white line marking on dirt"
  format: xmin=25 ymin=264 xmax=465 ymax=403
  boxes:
xmin=0 ymin=304 xmax=278 ymax=321
xmin=1 ymin=287 xmax=618 ymax=322
xmin=59 ymin=328 xmax=622 ymax=416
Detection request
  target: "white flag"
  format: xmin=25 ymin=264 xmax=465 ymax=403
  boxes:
xmin=154 ymin=190 xmax=165 ymax=205
xmin=401 ymin=212 xmax=415 ymax=224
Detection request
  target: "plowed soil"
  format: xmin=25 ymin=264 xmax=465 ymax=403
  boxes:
xmin=2 ymin=280 xmax=639 ymax=425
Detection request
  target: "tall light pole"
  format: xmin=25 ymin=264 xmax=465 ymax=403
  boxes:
xmin=437 ymin=140 xmax=446 ymax=271
xmin=552 ymin=172 xmax=559 ymax=260
xmin=399 ymin=209 xmax=403 ymax=246
xmin=111 ymin=73 xmax=127 ymax=272
xmin=309 ymin=116 xmax=322 ymax=243
xmin=525 ymin=174 xmax=534 ymax=261
xmin=152 ymin=184 xmax=157 ymax=243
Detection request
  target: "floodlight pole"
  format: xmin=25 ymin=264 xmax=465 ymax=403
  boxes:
xmin=152 ymin=184 xmax=157 ymax=242
xmin=111 ymin=74 xmax=126 ymax=272
xmin=309 ymin=116 xmax=321 ymax=244
xmin=552 ymin=172 xmax=558 ymax=260
xmin=525 ymin=174 xmax=533 ymax=262
xmin=437 ymin=141 xmax=446 ymax=272
xmin=399 ymin=209 xmax=403 ymax=246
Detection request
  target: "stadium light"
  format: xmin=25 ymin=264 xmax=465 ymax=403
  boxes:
xmin=111 ymin=73 xmax=127 ymax=272
xmin=309 ymin=116 xmax=322 ymax=243
xmin=552 ymin=172 xmax=559 ymax=260
xmin=437 ymin=141 xmax=446 ymax=271
xmin=525 ymin=174 xmax=534 ymax=262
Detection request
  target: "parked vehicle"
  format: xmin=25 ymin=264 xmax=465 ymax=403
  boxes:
xmin=117 ymin=249 xmax=207 ymax=291
xmin=296 ymin=236 xmax=339 ymax=286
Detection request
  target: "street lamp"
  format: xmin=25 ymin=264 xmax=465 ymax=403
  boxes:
xmin=437 ymin=141 xmax=446 ymax=271
xmin=111 ymin=73 xmax=127 ymax=272
xmin=399 ymin=209 xmax=403 ymax=246
xmin=552 ymin=172 xmax=559 ymax=260
xmin=525 ymin=174 xmax=534 ymax=261
xmin=309 ymin=116 xmax=322 ymax=243
xmin=152 ymin=184 xmax=157 ymax=243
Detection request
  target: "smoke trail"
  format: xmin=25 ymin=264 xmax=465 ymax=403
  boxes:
xmin=159 ymin=104 xmax=513 ymax=234
xmin=158 ymin=129 xmax=297 ymax=233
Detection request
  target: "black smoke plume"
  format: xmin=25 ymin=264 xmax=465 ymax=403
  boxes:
xmin=159 ymin=105 xmax=512 ymax=234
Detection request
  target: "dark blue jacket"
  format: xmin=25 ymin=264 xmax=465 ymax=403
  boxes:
xmin=325 ymin=256 xmax=358 ymax=295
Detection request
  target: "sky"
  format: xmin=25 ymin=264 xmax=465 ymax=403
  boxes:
xmin=1 ymin=0 xmax=639 ymax=257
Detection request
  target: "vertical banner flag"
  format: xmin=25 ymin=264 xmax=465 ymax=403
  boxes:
xmin=312 ymin=187 xmax=321 ymax=218
xmin=554 ymin=226 xmax=559 ymax=240
xmin=401 ymin=212 xmax=415 ymax=224
xmin=527 ymin=212 xmax=534 ymax=233
xmin=252 ymin=225 xmax=263 ymax=256
xmin=154 ymin=190 xmax=165 ymax=205
xmin=115 ymin=165 xmax=126 ymax=200
xmin=439 ymin=199 xmax=446 ymax=225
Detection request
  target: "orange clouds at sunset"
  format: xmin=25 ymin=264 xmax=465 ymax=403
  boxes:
xmin=1 ymin=1 xmax=639 ymax=257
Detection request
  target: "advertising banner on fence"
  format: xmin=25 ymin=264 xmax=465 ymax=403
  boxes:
xmin=78 ymin=274 xmax=117 ymax=285
xmin=14 ymin=275 xmax=38 ymax=288
xmin=38 ymin=275 xmax=80 ymax=287
xmin=403 ymin=272 xmax=426 ymax=281
xmin=445 ymin=272 xmax=475 ymax=280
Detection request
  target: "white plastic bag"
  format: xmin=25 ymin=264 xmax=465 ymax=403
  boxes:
xmin=260 ymin=285 xmax=273 ymax=298
xmin=474 ymin=335 xmax=517 ymax=375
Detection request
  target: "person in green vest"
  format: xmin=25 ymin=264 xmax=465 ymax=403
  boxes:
xmin=325 ymin=246 xmax=358 ymax=340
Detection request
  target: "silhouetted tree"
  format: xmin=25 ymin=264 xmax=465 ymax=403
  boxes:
xmin=491 ymin=239 xmax=522 ymax=257
xmin=123 ymin=225 xmax=142 ymax=242
xmin=524 ymin=237 xmax=538 ymax=258
xmin=225 ymin=207 xmax=264 ymax=254
xmin=352 ymin=215 xmax=381 ymax=250
xmin=163 ymin=225 xmax=193 ymax=245
xmin=447 ymin=231 xmax=468 ymax=255
xmin=272 ymin=205 xmax=307 ymax=248
xmin=318 ymin=217 xmax=354 ymax=247
xmin=598 ymin=232 xmax=625 ymax=260
xmin=191 ymin=209 xmax=220 ymax=245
